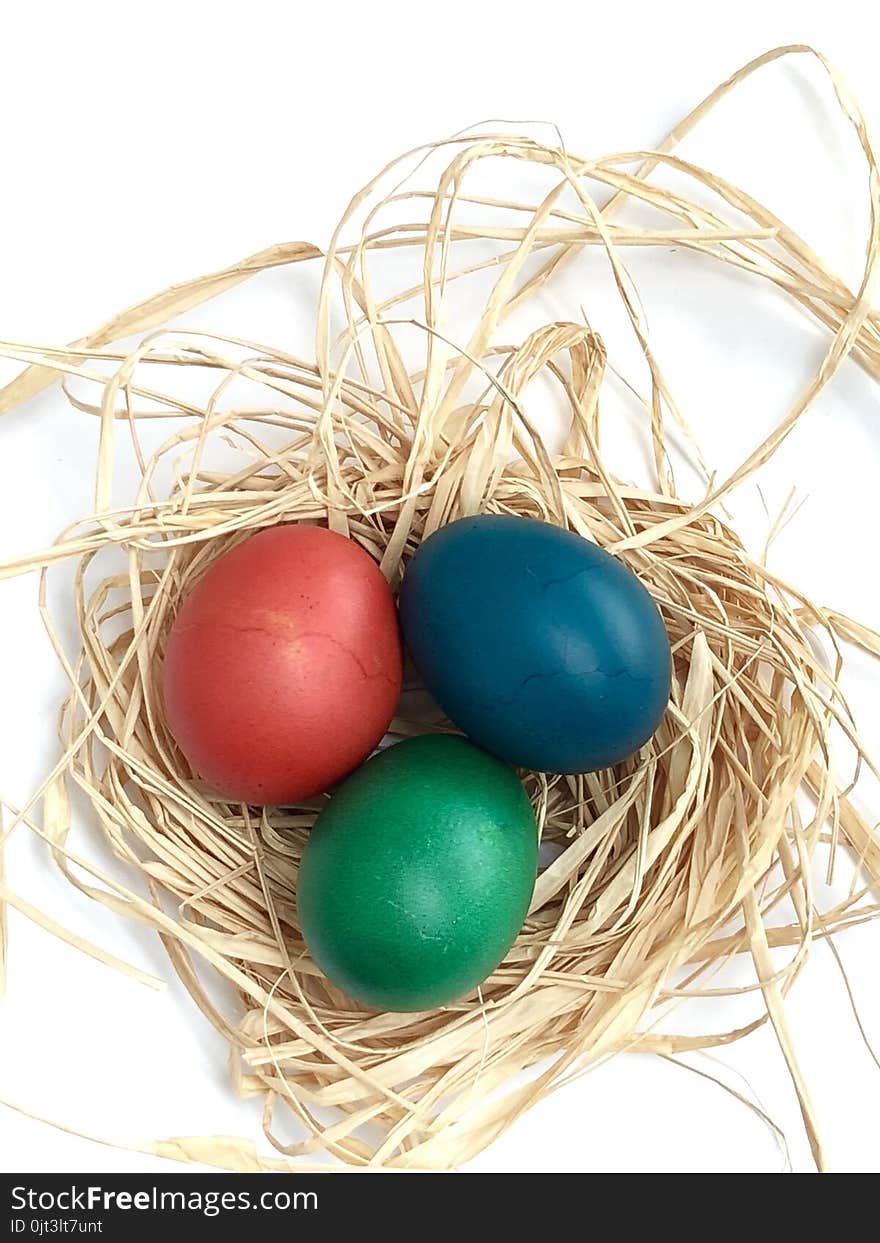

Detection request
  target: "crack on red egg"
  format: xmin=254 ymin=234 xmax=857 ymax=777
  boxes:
xmin=168 ymin=617 xmax=399 ymax=686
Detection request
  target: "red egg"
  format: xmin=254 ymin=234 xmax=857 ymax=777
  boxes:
xmin=162 ymin=525 xmax=402 ymax=804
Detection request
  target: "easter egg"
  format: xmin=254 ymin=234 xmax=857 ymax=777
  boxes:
xmin=297 ymin=734 xmax=537 ymax=1011
xmin=162 ymin=525 xmax=402 ymax=804
xmin=399 ymin=515 xmax=671 ymax=773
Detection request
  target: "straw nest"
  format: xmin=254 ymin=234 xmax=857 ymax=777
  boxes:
xmin=1 ymin=45 xmax=880 ymax=1172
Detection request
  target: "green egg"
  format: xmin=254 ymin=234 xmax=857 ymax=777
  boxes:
xmin=297 ymin=734 xmax=538 ymax=1011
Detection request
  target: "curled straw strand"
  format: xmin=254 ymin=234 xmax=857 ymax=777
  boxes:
xmin=1 ymin=44 xmax=879 ymax=1171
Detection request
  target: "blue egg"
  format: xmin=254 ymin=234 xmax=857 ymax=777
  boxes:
xmin=399 ymin=515 xmax=671 ymax=773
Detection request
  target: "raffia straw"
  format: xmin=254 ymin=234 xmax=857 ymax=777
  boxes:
xmin=1 ymin=44 xmax=879 ymax=1172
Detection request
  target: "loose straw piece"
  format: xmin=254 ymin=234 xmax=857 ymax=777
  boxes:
xmin=0 ymin=44 xmax=879 ymax=1172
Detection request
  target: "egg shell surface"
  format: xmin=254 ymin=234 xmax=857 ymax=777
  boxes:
xmin=162 ymin=524 xmax=402 ymax=804
xmin=297 ymin=734 xmax=538 ymax=1011
xmin=399 ymin=514 xmax=671 ymax=773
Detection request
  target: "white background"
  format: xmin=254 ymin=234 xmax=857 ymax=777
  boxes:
xmin=1 ymin=0 xmax=880 ymax=1174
